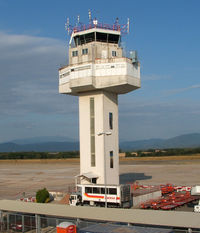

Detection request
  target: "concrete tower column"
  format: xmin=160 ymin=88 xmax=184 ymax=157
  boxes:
xmin=79 ymin=91 xmax=119 ymax=185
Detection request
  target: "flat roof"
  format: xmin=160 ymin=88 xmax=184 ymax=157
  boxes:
xmin=0 ymin=200 xmax=199 ymax=229
xmin=72 ymin=28 xmax=121 ymax=37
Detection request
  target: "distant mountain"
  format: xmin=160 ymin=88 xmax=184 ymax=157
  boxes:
xmin=120 ymin=133 xmax=200 ymax=151
xmin=0 ymin=143 xmax=21 ymax=152
xmin=159 ymin=133 xmax=200 ymax=149
xmin=0 ymin=133 xmax=200 ymax=152
xmin=0 ymin=142 xmax=79 ymax=152
xmin=120 ymin=138 xmax=164 ymax=151
xmin=11 ymin=136 xmax=75 ymax=144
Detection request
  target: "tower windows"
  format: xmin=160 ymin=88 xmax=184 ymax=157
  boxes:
xmin=112 ymin=51 xmax=117 ymax=57
xmin=82 ymin=48 xmax=88 ymax=55
xmin=72 ymin=50 xmax=78 ymax=57
xmin=110 ymin=151 xmax=113 ymax=168
xmin=91 ymin=178 xmax=97 ymax=184
xmin=109 ymin=112 xmax=113 ymax=130
xmin=90 ymin=97 xmax=95 ymax=167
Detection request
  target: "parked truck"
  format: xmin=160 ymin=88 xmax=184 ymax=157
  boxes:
xmin=190 ymin=186 xmax=200 ymax=213
xmin=191 ymin=186 xmax=200 ymax=196
xmin=69 ymin=184 xmax=131 ymax=208
xmin=194 ymin=200 xmax=200 ymax=213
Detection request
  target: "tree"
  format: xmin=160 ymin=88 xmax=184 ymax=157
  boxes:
xmin=36 ymin=188 xmax=49 ymax=203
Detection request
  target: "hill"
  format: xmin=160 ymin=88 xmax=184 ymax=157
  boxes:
xmin=0 ymin=133 xmax=200 ymax=152
xmin=0 ymin=141 xmax=79 ymax=152
xmin=120 ymin=133 xmax=200 ymax=151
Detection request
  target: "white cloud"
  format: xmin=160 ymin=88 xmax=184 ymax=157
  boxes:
xmin=142 ymin=74 xmax=171 ymax=81
xmin=0 ymin=31 xmax=79 ymax=141
xmin=165 ymin=84 xmax=200 ymax=95
xmin=0 ymin=31 xmax=72 ymax=116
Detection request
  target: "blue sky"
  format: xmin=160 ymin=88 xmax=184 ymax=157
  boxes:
xmin=0 ymin=0 xmax=200 ymax=142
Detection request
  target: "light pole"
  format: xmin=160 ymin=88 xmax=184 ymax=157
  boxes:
xmin=97 ymin=131 xmax=112 ymax=208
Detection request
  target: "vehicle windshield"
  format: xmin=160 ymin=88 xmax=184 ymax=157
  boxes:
xmin=71 ymin=195 xmax=76 ymax=200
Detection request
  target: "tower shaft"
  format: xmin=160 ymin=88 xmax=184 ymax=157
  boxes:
xmin=79 ymin=91 xmax=119 ymax=185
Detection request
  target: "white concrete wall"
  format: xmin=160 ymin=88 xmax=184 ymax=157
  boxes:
xmin=69 ymin=41 xmax=122 ymax=65
xmin=103 ymin=92 xmax=119 ymax=185
xmin=79 ymin=91 xmax=119 ymax=185
xmin=59 ymin=60 xmax=140 ymax=95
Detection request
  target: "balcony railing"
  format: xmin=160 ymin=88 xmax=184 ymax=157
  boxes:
xmin=59 ymin=57 xmax=134 ymax=71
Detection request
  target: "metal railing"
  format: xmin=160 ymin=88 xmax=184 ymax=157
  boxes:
xmin=72 ymin=23 xmax=122 ymax=34
xmin=1 ymin=212 xmax=199 ymax=233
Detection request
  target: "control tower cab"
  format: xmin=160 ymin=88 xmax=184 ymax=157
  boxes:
xmin=59 ymin=24 xmax=140 ymax=95
xmin=59 ymin=19 xmax=140 ymax=186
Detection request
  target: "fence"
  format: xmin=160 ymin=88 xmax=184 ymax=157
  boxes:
xmin=1 ymin=211 xmax=200 ymax=233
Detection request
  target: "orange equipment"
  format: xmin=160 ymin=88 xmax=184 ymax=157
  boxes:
xmin=57 ymin=222 xmax=76 ymax=233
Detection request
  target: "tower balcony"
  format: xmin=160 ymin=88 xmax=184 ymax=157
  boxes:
xmin=59 ymin=57 xmax=140 ymax=95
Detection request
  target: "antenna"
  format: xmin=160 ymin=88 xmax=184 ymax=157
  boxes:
xmin=127 ymin=18 xmax=130 ymax=33
xmin=88 ymin=9 xmax=92 ymax=23
xmin=115 ymin=17 xmax=119 ymax=25
xmin=64 ymin=13 xmax=130 ymax=36
xmin=65 ymin=17 xmax=70 ymax=35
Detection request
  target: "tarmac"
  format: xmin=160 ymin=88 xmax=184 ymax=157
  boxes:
xmin=0 ymin=158 xmax=200 ymax=200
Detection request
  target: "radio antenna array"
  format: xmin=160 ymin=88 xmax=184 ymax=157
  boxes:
xmin=65 ymin=13 xmax=131 ymax=36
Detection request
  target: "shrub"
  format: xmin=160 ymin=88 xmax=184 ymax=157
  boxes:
xmin=36 ymin=188 xmax=49 ymax=203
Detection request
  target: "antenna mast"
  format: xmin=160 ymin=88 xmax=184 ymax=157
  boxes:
xmin=88 ymin=9 xmax=92 ymax=23
xmin=127 ymin=18 xmax=130 ymax=34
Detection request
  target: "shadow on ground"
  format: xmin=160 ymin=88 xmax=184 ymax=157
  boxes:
xmin=120 ymin=173 xmax=152 ymax=184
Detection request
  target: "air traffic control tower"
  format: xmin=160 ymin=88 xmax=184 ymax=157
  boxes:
xmin=59 ymin=17 xmax=140 ymax=186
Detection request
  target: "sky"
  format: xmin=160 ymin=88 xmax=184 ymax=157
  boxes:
xmin=0 ymin=0 xmax=200 ymax=142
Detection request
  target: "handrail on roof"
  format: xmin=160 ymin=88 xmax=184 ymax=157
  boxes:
xmin=73 ymin=23 xmax=122 ymax=34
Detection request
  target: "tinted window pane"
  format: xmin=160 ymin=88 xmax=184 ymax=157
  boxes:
xmin=101 ymin=188 xmax=105 ymax=194
xmin=93 ymin=187 xmax=100 ymax=194
xmin=112 ymin=51 xmax=117 ymax=57
xmin=110 ymin=151 xmax=113 ymax=168
xmin=109 ymin=112 xmax=113 ymax=129
xmin=85 ymin=187 xmax=92 ymax=193
xmin=90 ymin=97 xmax=95 ymax=167
xmin=109 ymin=188 xmax=117 ymax=195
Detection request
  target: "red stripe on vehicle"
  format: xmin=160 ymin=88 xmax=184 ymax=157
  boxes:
xmin=84 ymin=193 xmax=104 ymax=199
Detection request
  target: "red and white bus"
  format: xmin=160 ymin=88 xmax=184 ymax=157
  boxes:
xmin=69 ymin=184 xmax=131 ymax=208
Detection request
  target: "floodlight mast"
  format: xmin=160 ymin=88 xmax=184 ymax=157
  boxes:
xmin=59 ymin=13 xmax=140 ymax=198
xmin=97 ymin=131 xmax=112 ymax=208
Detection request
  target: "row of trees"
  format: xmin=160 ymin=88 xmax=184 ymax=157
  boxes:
xmin=0 ymin=151 xmax=79 ymax=160
xmin=125 ymin=147 xmax=200 ymax=157
xmin=1 ymin=147 xmax=200 ymax=159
